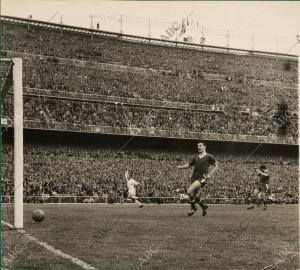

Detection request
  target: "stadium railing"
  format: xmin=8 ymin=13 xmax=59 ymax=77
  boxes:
xmin=1 ymin=118 xmax=297 ymax=145
xmin=11 ymin=119 xmax=299 ymax=145
xmin=1 ymin=196 xmax=297 ymax=204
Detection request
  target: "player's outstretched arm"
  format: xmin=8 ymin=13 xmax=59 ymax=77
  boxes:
xmin=177 ymin=163 xmax=190 ymax=169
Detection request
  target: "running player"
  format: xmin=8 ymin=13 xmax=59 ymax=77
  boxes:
xmin=247 ymin=165 xmax=269 ymax=211
xmin=178 ymin=142 xmax=218 ymax=216
xmin=125 ymin=170 xmax=143 ymax=208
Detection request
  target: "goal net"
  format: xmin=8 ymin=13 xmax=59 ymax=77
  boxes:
xmin=1 ymin=58 xmax=23 ymax=229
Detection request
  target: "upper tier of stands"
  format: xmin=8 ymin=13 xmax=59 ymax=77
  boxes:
xmin=1 ymin=16 xmax=298 ymax=142
xmin=1 ymin=18 xmax=298 ymax=84
xmin=10 ymin=56 xmax=296 ymax=110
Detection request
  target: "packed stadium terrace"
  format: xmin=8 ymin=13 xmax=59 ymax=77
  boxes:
xmin=1 ymin=61 xmax=11 ymax=79
xmin=16 ymin=57 xmax=296 ymax=109
xmin=1 ymin=95 xmax=298 ymax=137
xmin=1 ymin=17 xmax=298 ymax=204
xmin=1 ymin=18 xmax=298 ymax=138
xmin=1 ymin=19 xmax=298 ymax=85
xmin=1 ymin=139 xmax=298 ymax=203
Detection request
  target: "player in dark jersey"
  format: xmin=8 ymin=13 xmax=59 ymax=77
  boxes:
xmin=178 ymin=142 xmax=218 ymax=216
xmin=248 ymin=165 xmax=270 ymax=211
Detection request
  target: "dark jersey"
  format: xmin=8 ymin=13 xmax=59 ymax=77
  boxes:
xmin=258 ymin=171 xmax=269 ymax=185
xmin=189 ymin=154 xmax=216 ymax=181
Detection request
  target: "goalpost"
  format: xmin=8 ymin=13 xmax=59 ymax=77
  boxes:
xmin=13 ymin=58 xmax=23 ymax=229
xmin=1 ymin=57 xmax=23 ymax=229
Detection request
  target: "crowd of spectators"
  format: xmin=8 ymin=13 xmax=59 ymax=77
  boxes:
xmin=21 ymin=57 xmax=298 ymax=109
xmin=1 ymin=142 xmax=298 ymax=204
xmin=2 ymin=95 xmax=298 ymax=137
xmin=1 ymin=61 xmax=11 ymax=80
xmin=1 ymin=61 xmax=13 ymax=93
xmin=1 ymin=19 xmax=298 ymax=205
xmin=1 ymin=20 xmax=298 ymax=140
xmin=2 ymin=21 xmax=298 ymax=83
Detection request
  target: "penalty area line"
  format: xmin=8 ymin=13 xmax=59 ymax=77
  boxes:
xmin=1 ymin=220 xmax=96 ymax=270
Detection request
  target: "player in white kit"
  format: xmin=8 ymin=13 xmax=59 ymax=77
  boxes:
xmin=125 ymin=170 xmax=143 ymax=208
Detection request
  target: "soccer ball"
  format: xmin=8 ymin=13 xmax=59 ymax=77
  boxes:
xmin=32 ymin=209 xmax=45 ymax=222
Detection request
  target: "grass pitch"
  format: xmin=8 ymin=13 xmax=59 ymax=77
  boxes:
xmin=1 ymin=204 xmax=299 ymax=270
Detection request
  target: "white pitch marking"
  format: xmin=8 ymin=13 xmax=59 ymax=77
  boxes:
xmin=259 ymin=253 xmax=298 ymax=270
xmin=1 ymin=220 xmax=96 ymax=269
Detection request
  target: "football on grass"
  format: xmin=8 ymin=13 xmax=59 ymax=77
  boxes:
xmin=32 ymin=209 xmax=45 ymax=222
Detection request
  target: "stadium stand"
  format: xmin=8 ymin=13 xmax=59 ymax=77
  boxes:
xmin=1 ymin=95 xmax=298 ymax=137
xmin=1 ymin=20 xmax=298 ymax=84
xmin=1 ymin=16 xmax=298 ymax=204
xmin=1 ymin=135 xmax=298 ymax=203
xmin=18 ymin=56 xmax=297 ymax=109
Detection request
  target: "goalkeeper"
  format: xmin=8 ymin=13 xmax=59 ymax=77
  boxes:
xmin=178 ymin=142 xmax=218 ymax=216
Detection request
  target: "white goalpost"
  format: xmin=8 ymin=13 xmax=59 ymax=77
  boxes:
xmin=12 ymin=58 xmax=23 ymax=229
xmin=2 ymin=57 xmax=24 ymax=228
xmin=1 ymin=57 xmax=24 ymax=228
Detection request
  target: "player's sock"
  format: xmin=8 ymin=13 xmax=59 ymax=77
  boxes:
xmin=262 ymin=199 xmax=267 ymax=210
xmin=190 ymin=201 xmax=196 ymax=210
xmin=189 ymin=194 xmax=195 ymax=202
xmin=198 ymin=200 xmax=208 ymax=209
xmin=187 ymin=194 xmax=197 ymax=216
xmin=187 ymin=204 xmax=197 ymax=216
xmin=199 ymin=201 xmax=208 ymax=216
xmin=189 ymin=196 xmax=197 ymax=211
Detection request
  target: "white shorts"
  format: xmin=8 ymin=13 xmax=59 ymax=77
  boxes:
xmin=128 ymin=190 xmax=137 ymax=199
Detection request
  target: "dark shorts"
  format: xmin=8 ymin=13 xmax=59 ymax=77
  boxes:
xmin=259 ymin=183 xmax=268 ymax=193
